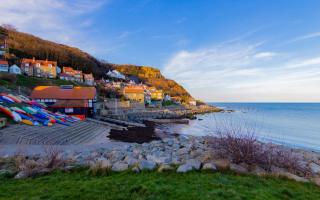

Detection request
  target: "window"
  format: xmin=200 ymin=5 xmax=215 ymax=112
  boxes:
xmin=65 ymin=108 xmax=74 ymax=113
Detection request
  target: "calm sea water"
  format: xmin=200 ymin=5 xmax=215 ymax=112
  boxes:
xmin=157 ymin=103 xmax=320 ymax=151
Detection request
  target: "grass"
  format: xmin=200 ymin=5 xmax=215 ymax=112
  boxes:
xmin=0 ymin=170 xmax=319 ymax=200
xmin=15 ymin=75 xmax=84 ymax=88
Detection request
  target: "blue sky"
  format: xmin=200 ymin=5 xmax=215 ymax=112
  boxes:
xmin=1 ymin=0 xmax=320 ymax=102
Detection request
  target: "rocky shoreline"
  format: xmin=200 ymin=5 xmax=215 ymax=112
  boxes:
xmin=1 ymin=135 xmax=319 ymax=186
xmin=126 ymin=105 xmax=223 ymax=122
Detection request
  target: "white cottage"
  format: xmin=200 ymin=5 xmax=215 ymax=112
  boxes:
xmin=9 ymin=64 xmax=21 ymax=74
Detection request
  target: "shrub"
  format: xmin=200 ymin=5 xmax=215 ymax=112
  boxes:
xmin=0 ymin=73 xmax=16 ymax=83
xmin=42 ymin=145 xmax=65 ymax=169
xmin=206 ymin=116 xmax=307 ymax=175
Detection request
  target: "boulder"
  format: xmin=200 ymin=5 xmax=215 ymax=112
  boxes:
xmin=132 ymin=166 xmax=140 ymax=173
xmin=230 ymin=163 xmax=248 ymax=174
xmin=251 ymin=165 xmax=267 ymax=176
xmin=138 ymin=160 xmax=157 ymax=170
xmin=310 ymin=163 xmax=320 ymax=174
xmin=146 ymin=154 xmax=172 ymax=165
xmin=177 ymin=164 xmax=193 ymax=173
xmin=108 ymin=151 xmax=125 ymax=162
xmin=124 ymin=156 xmax=138 ymax=167
xmin=157 ymin=164 xmax=173 ymax=172
xmin=185 ymin=159 xmax=201 ymax=170
xmin=212 ymin=159 xmax=230 ymax=171
xmin=312 ymin=178 xmax=320 ymax=187
xmin=202 ymin=163 xmax=217 ymax=171
xmin=278 ymin=172 xmax=309 ymax=183
xmin=14 ymin=171 xmax=28 ymax=179
xmin=112 ymin=162 xmax=128 ymax=172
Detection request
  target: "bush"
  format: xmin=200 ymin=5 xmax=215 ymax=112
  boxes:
xmin=207 ymin=116 xmax=307 ymax=175
xmin=0 ymin=72 xmax=16 ymax=83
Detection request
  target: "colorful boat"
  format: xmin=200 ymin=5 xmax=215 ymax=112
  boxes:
xmin=21 ymin=119 xmax=34 ymax=126
xmin=0 ymin=105 xmax=21 ymax=122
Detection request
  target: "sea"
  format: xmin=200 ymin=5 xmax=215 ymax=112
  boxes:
xmin=157 ymin=103 xmax=320 ymax=152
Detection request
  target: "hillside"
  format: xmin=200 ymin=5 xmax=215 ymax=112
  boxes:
xmin=1 ymin=26 xmax=112 ymax=78
xmin=0 ymin=26 xmax=193 ymax=101
xmin=114 ymin=64 xmax=192 ymax=101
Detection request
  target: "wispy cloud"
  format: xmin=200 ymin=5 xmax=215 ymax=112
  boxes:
xmin=0 ymin=0 xmax=110 ymax=55
xmin=285 ymin=32 xmax=320 ymax=44
xmin=163 ymin=41 xmax=320 ymax=102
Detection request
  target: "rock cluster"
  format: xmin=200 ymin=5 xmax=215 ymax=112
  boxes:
xmin=1 ymin=135 xmax=320 ymax=187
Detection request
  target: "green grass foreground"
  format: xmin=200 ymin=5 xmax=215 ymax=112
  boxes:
xmin=0 ymin=170 xmax=319 ymax=200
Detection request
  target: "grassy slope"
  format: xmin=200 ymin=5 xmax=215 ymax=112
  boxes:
xmin=0 ymin=170 xmax=319 ymax=200
xmin=0 ymin=74 xmax=84 ymax=92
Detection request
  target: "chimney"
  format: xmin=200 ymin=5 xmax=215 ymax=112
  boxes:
xmin=32 ymin=57 xmax=35 ymax=62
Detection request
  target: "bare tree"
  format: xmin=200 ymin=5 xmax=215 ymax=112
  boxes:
xmin=1 ymin=24 xmax=17 ymax=31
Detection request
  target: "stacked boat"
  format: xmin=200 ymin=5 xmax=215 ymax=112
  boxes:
xmin=0 ymin=93 xmax=81 ymax=126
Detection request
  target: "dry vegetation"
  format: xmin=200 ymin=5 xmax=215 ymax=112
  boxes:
xmin=114 ymin=64 xmax=192 ymax=101
xmin=206 ymin=116 xmax=308 ymax=176
xmin=1 ymin=26 xmax=112 ymax=78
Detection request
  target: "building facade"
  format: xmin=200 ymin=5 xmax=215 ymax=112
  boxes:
xmin=83 ymin=73 xmax=94 ymax=86
xmin=123 ymin=85 xmax=145 ymax=104
xmin=21 ymin=58 xmax=57 ymax=78
xmin=30 ymin=85 xmax=97 ymax=119
xmin=0 ymin=60 xmax=9 ymax=72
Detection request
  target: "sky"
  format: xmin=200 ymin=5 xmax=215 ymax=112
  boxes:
xmin=1 ymin=0 xmax=320 ymax=102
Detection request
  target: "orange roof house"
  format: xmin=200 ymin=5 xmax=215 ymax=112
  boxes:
xmin=21 ymin=58 xmax=57 ymax=78
xmin=31 ymin=86 xmax=96 ymax=100
xmin=123 ymin=85 xmax=145 ymax=103
xmin=62 ymin=67 xmax=74 ymax=75
xmin=61 ymin=67 xmax=83 ymax=82
xmin=31 ymin=86 xmax=97 ymax=118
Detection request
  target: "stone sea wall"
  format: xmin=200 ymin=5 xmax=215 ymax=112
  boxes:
xmin=1 ymin=135 xmax=319 ymax=186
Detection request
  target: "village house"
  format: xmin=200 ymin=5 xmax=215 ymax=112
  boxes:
xmin=123 ymin=85 xmax=145 ymax=104
xmin=30 ymin=85 xmax=96 ymax=119
xmin=9 ymin=64 xmax=21 ymax=74
xmin=0 ymin=60 xmax=9 ymax=72
xmin=21 ymin=58 xmax=57 ymax=78
xmin=83 ymin=73 xmax=95 ymax=86
xmin=61 ymin=67 xmax=83 ymax=82
xmin=148 ymin=87 xmax=164 ymax=101
xmin=189 ymin=100 xmax=197 ymax=106
xmin=59 ymin=73 xmax=75 ymax=81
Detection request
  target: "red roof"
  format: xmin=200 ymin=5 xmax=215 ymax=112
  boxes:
xmin=0 ymin=60 xmax=8 ymax=65
xmin=21 ymin=58 xmax=57 ymax=66
xmin=123 ymin=86 xmax=144 ymax=93
xmin=62 ymin=67 xmax=74 ymax=73
xmin=31 ymin=86 xmax=96 ymax=100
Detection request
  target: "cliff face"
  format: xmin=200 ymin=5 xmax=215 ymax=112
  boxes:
xmin=1 ymin=26 xmax=194 ymax=101
xmin=114 ymin=65 xmax=192 ymax=101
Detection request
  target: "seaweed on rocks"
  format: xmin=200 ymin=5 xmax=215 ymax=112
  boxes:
xmin=108 ymin=121 xmax=160 ymax=144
